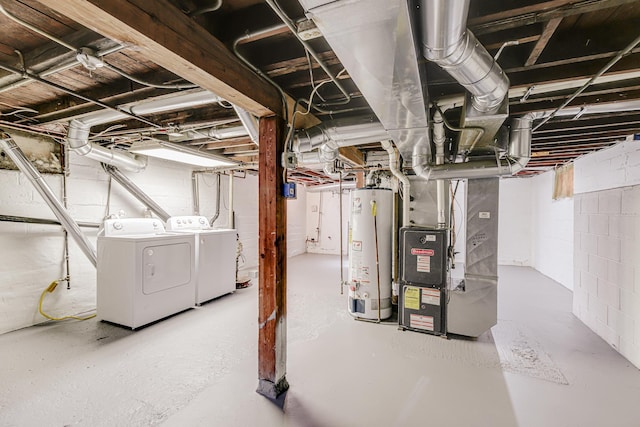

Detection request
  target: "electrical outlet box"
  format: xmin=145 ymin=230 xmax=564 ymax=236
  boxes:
xmin=283 ymin=182 xmax=297 ymax=199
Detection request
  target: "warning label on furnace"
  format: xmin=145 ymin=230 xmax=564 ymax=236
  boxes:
xmin=421 ymin=288 xmax=440 ymax=306
xmin=404 ymin=286 xmax=420 ymax=310
xmin=410 ymin=314 xmax=434 ymax=331
xmin=416 ymin=255 xmax=431 ymax=273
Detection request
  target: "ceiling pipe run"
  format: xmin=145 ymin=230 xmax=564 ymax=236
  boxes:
xmin=306 ymin=181 xmax=356 ymax=192
xmin=102 ymin=164 xmax=171 ymax=221
xmin=0 ymin=135 xmax=97 ymax=267
xmin=67 ymin=90 xmax=222 ymax=171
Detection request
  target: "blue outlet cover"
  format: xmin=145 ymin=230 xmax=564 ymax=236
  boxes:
xmin=283 ymin=182 xmax=297 ymax=199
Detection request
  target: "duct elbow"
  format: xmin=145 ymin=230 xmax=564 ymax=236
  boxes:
xmin=67 ymin=119 xmax=92 ymax=155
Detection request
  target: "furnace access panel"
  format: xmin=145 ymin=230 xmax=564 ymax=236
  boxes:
xmin=399 ymin=227 xmax=448 ymax=336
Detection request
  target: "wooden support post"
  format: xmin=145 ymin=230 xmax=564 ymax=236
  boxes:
xmin=356 ymin=171 xmax=366 ymax=188
xmin=257 ymin=115 xmax=289 ymax=400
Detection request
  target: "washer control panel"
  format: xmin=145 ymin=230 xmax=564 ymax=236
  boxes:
xmin=166 ymin=216 xmax=211 ymax=231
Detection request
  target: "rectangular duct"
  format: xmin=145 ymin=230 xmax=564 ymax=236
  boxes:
xmin=447 ymin=178 xmax=499 ymax=337
xmin=299 ymin=0 xmax=430 ymax=162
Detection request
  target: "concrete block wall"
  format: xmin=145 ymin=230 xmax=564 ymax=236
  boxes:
xmin=573 ymin=139 xmax=640 ymax=367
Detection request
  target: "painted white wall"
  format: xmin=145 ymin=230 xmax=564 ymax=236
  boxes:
xmin=0 ymin=153 xmax=196 ymax=334
xmin=197 ymin=172 xmax=260 ymax=272
xmin=572 ymin=138 xmax=640 ymax=368
xmin=286 ymin=185 xmax=307 ymax=258
xmin=530 ymin=170 xmax=574 ymax=290
xmin=305 ymin=190 xmax=349 ymax=255
xmin=1 ymin=151 xmax=307 ymax=335
xmin=452 ymin=178 xmax=534 ymax=268
xmin=498 ymin=178 xmax=533 ymax=266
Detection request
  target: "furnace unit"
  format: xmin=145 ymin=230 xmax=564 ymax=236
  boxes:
xmin=398 ymin=227 xmax=448 ymax=336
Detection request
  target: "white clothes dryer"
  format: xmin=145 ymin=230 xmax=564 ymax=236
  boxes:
xmin=166 ymin=216 xmax=236 ymax=305
xmin=97 ymin=218 xmax=196 ymax=329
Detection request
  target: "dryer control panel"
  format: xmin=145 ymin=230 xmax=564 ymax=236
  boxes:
xmin=102 ymin=218 xmax=165 ymax=236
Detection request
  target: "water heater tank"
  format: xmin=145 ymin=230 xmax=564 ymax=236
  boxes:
xmin=348 ymin=188 xmax=393 ymax=320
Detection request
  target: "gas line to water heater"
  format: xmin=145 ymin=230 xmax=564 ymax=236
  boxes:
xmin=371 ymin=200 xmax=381 ymax=322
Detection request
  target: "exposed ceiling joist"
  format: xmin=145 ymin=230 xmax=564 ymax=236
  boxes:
xmin=36 ymin=0 xmax=282 ymax=117
xmin=338 ymin=146 xmax=365 ymax=167
xmin=469 ymin=0 xmax=638 ymax=35
xmin=525 ymin=17 xmax=563 ymax=66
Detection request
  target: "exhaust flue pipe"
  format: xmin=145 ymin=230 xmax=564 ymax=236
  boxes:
xmin=293 ymin=116 xmax=390 ymax=176
xmin=102 ymin=165 xmax=171 ymax=221
xmin=233 ymin=105 xmax=259 ymax=145
xmin=414 ymin=114 xmax=536 ymax=180
xmin=67 ymin=91 xmax=223 ymax=171
xmin=419 ymin=0 xmax=509 ymax=112
xmin=0 ymin=136 xmax=97 ymax=267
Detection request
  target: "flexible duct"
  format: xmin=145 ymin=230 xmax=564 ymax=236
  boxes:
xmin=102 ymin=165 xmax=171 ymax=221
xmin=67 ymin=91 xmax=223 ymax=171
xmin=0 ymin=136 xmax=97 ymax=267
xmin=419 ymin=0 xmax=509 ymax=113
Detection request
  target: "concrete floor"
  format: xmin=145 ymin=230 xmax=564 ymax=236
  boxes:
xmin=1 ymin=254 xmax=639 ymax=427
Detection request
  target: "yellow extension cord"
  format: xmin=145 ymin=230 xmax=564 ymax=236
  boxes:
xmin=38 ymin=280 xmax=96 ymax=321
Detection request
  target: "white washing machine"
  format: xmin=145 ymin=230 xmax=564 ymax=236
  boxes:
xmin=166 ymin=216 xmax=236 ymax=305
xmin=97 ymin=218 xmax=196 ymax=329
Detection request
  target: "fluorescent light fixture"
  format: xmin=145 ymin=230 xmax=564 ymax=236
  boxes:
xmin=129 ymin=139 xmax=237 ymax=168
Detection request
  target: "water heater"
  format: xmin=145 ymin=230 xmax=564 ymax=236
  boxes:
xmin=348 ymin=188 xmax=392 ymax=320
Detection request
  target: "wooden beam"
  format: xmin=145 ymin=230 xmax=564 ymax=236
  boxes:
xmin=469 ymin=0 xmax=638 ymax=35
xmin=257 ymin=115 xmax=288 ymax=400
xmin=525 ymin=18 xmax=563 ymax=67
xmin=37 ymin=0 xmax=281 ymax=117
xmin=338 ymin=146 xmax=365 ymax=167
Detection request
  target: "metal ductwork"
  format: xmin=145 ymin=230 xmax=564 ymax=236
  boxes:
xmin=293 ymin=116 xmax=389 ymax=175
xmin=298 ymin=0 xmax=430 ymax=162
xmin=67 ymin=90 xmax=223 ymax=171
xmin=414 ymin=113 xmax=536 ymax=180
xmin=0 ymin=135 xmax=97 ymax=267
xmin=233 ymin=105 xmax=259 ymax=145
xmin=418 ymin=0 xmax=510 ymax=157
xmin=419 ymin=0 xmax=508 ymax=113
xmin=102 ymin=165 xmax=172 ymax=221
